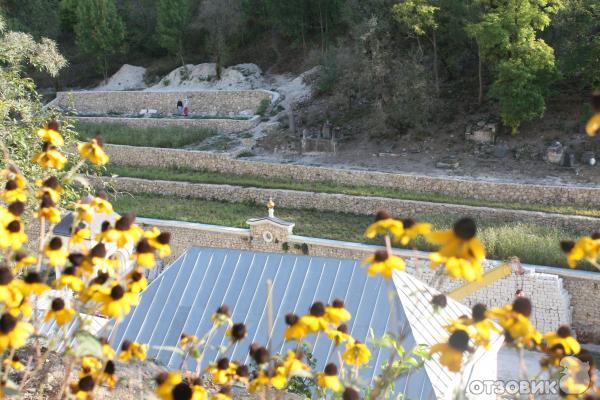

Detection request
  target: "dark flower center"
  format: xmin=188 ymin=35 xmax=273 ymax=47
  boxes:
xmin=285 ymin=313 xmax=299 ymax=326
xmin=155 ymin=372 xmax=168 ymax=385
xmin=310 ymin=302 xmax=325 ymax=317
xmin=6 ymin=221 xmax=21 ymax=233
xmin=157 ymin=232 xmax=171 ymax=245
xmin=216 ymin=304 xmax=229 ymax=316
xmin=343 ymin=387 xmax=360 ymax=400
xmin=0 ymin=313 xmax=17 ymax=334
xmin=5 ymin=180 xmax=17 ymax=191
xmin=51 ymin=298 xmax=65 ymax=311
xmin=101 ymin=221 xmax=112 ymax=232
xmin=0 ymin=268 xmax=13 ymax=285
xmin=8 ymin=201 xmax=24 ymax=216
xmin=48 ymin=237 xmax=62 ymax=250
xmin=110 ymin=285 xmax=125 ymax=300
xmin=557 ymin=325 xmax=572 ymax=338
xmin=324 ymin=363 xmax=338 ymax=376
xmin=121 ymin=340 xmax=132 ymax=351
xmin=172 ymin=382 xmax=192 ymax=400
xmin=448 ymin=330 xmax=470 ymax=352
xmin=131 ymin=271 xmax=143 ymax=282
xmin=47 ymin=120 xmax=60 ymax=131
xmin=40 ymin=193 xmax=55 ymax=208
xmin=337 ymin=324 xmax=348 ymax=334
xmin=374 ymin=210 xmax=392 ymax=221
xmin=512 ymin=297 xmax=532 ymax=317
xmin=68 ymin=253 xmax=85 ymax=266
xmin=94 ymin=136 xmax=105 ymax=147
xmin=231 ymin=323 xmax=247 ymax=341
xmin=78 ymin=376 xmax=94 ymax=392
xmin=104 ymin=360 xmax=115 ymax=375
xmin=90 ymin=243 xmax=107 ymax=258
xmin=374 ymin=250 xmax=388 ymax=262
xmin=332 ymin=298 xmax=344 ymax=308
xmin=115 ymin=212 xmax=135 ymax=231
xmin=217 ymin=357 xmax=230 ymax=370
xmin=472 ymin=304 xmax=487 ymax=322
xmin=592 ymin=232 xmax=600 ymax=240
xmin=402 ymin=218 xmax=416 ymax=229
xmin=560 ymin=241 xmax=575 ymax=253
xmin=92 ymin=272 xmax=109 ymax=285
xmin=453 ymin=218 xmax=477 ymax=240
xmin=63 ymin=266 xmax=77 ymax=276
xmin=24 ymin=272 xmax=42 ymax=284
xmin=252 ymin=346 xmax=270 ymax=365
xmin=43 ymin=176 xmax=59 ymax=189
xmin=236 ymin=364 xmax=249 ymax=377
xmin=431 ymin=294 xmax=447 ymax=309
xmin=136 ymin=238 xmax=153 ymax=253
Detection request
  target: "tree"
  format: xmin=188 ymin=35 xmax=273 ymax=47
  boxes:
xmin=156 ymin=0 xmax=190 ymax=65
xmin=74 ymin=0 xmax=126 ymax=80
xmin=392 ymin=0 xmax=441 ymax=95
xmin=467 ymin=0 xmax=563 ymax=134
xmin=2 ymin=0 xmax=60 ymax=39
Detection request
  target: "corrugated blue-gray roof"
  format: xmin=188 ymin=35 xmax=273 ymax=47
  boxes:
xmin=110 ymin=246 xmax=500 ymax=399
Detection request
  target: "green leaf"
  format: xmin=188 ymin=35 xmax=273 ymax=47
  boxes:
xmin=73 ymin=331 xmax=103 ymax=359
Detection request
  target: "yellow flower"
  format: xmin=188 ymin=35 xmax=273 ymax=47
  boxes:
xmin=249 ymin=371 xmax=270 ymax=393
xmin=146 ymin=228 xmax=172 ymax=258
xmin=178 ymin=333 xmax=199 ymax=348
xmin=284 ymin=313 xmax=308 ymax=341
xmin=270 ymin=366 xmax=288 ymax=389
xmin=207 ymin=358 xmax=237 ymax=385
xmin=395 ymin=218 xmax=432 ymax=246
xmin=1 ymin=168 xmax=27 ymax=203
xmin=44 ymin=298 xmax=76 ymax=326
xmin=35 ymin=176 xmax=63 ymax=203
xmin=126 ymin=268 xmax=148 ymax=294
xmin=325 ymin=299 xmax=351 ymax=324
xmin=560 ymin=236 xmax=599 ymax=268
xmin=36 ymin=193 xmax=62 ymax=223
xmin=0 ymin=267 xmax=23 ymax=308
xmin=155 ymin=372 xmax=182 ymax=400
xmin=282 ymin=350 xmax=310 ymax=376
xmin=88 ymin=243 xmax=116 ymax=273
xmin=99 ymin=337 xmax=116 ymax=360
xmin=80 ymin=272 xmax=112 ymax=303
xmin=9 ymin=298 xmax=32 ymax=318
xmin=3 ymin=354 xmax=24 ymax=370
xmin=0 ymin=313 xmax=33 ymax=351
xmin=119 ymin=340 xmax=148 ymax=362
xmin=13 ymin=252 xmax=36 ymax=271
xmin=107 ymin=212 xmax=143 ymax=248
xmin=17 ymin=271 xmax=50 ymax=296
xmin=432 ymin=255 xmax=483 ymax=282
xmin=69 ymin=375 xmax=95 ymax=399
xmin=100 ymin=285 xmax=139 ymax=319
xmin=326 ymin=324 xmax=354 ymax=346
xmin=212 ymin=388 xmax=232 ymax=400
xmin=364 ymin=210 xmax=404 ymax=239
xmin=429 ymin=330 xmax=473 ymax=373
xmin=44 ymin=237 xmax=69 ymax=267
xmin=33 ymin=143 xmax=68 ymax=170
xmin=37 ymin=122 xmax=64 ymax=147
xmin=489 ymin=298 xmax=541 ymax=347
xmin=585 ymin=92 xmax=600 ymax=136
xmin=427 ymin=218 xmax=485 ymax=265
xmin=80 ymin=356 xmax=103 ymax=376
xmin=91 ymin=194 xmax=113 ymax=214
xmin=298 ymin=302 xmax=329 ymax=333
xmin=191 ymin=383 xmax=208 ymax=400
xmin=98 ymin=360 xmax=118 ymax=389
xmin=78 ymin=137 xmax=109 ymax=165
xmin=133 ymin=238 xmax=156 ymax=268
xmin=470 ymin=304 xmax=501 ymax=349
xmin=70 ymin=227 xmax=91 ymax=247
xmin=362 ymin=250 xmax=405 ymax=279
xmin=342 ymin=341 xmax=371 ymax=367
xmin=211 ymin=304 xmax=232 ymax=326
xmin=226 ymin=322 xmax=247 ymax=343
xmin=543 ymin=325 xmax=580 ymax=355
xmin=316 ymin=363 xmax=343 ymax=392
xmin=57 ymin=267 xmax=85 ymax=292
xmin=0 ymin=219 xmax=28 ymax=251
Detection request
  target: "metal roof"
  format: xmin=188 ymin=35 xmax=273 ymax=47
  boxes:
xmin=110 ymin=246 xmax=501 ymax=399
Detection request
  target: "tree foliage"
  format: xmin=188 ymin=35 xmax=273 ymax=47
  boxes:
xmin=74 ymin=0 xmax=126 ymax=80
xmin=156 ymin=0 xmax=190 ymax=64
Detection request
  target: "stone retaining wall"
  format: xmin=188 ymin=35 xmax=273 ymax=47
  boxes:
xmin=75 ymin=115 xmax=260 ymax=134
xmin=103 ymin=144 xmax=600 ymax=207
xmin=49 ymin=90 xmax=274 ymax=115
xmin=102 ymin=176 xmax=599 ymax=234
xmin=137 ymin=217 xmax=595 ymax=338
